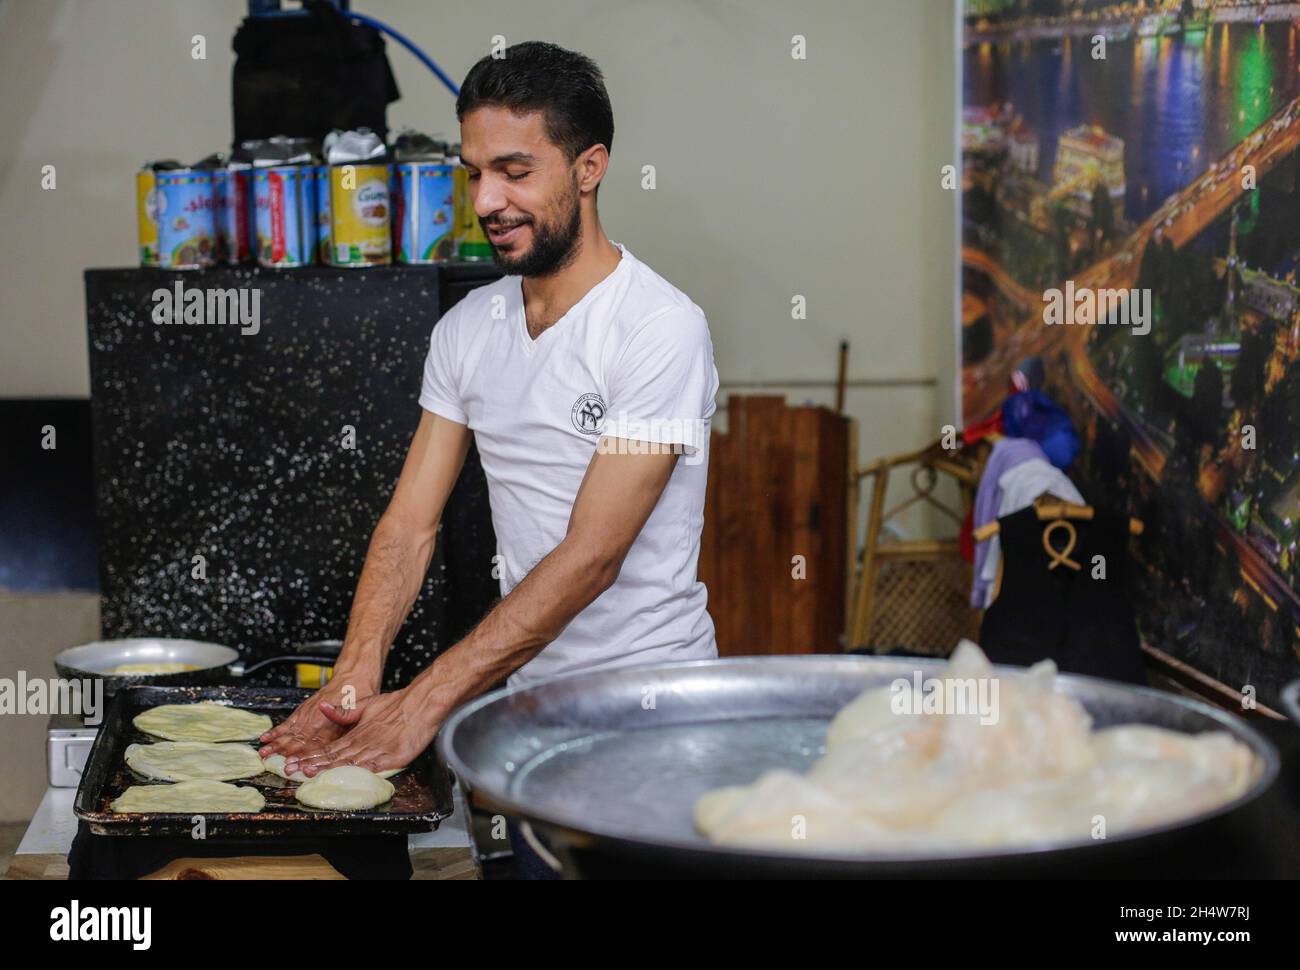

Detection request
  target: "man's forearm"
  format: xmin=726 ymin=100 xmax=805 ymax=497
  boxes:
xmin=337 ymin=512 xmax=440 ymax=683
xmin=403 ymin=537 xmax=618 ymax=726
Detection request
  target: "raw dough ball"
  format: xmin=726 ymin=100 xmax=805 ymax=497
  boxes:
xmin=125 ymin=741 xmax=264 ymax=781
xmin=133 ymin=702 xmax=271 ymax=742
xmin=294 ymin=765 xmax=395 ymax=810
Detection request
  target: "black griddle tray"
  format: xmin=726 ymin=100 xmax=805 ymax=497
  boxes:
xmin=74 ymin=685 xmax=454 ymax=837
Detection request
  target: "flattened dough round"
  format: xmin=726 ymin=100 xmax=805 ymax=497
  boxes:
xmin=125 ymin=741 xmax=264 ymax=782
xmin=295 ymin=765 xmax=395 ymax=810
xmin=133 ymin=702 xmax=272 ymax=742
xmin=111 ymin=779 xmax=266 ymax=814
xmin=262 ymin=753 xmax=402 ymax=783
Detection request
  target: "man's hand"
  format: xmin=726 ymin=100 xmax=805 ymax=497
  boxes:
xmin=257 ymin=660 xmax=381 ymax=760
xmin=282 ymin=687 xmax=436 ymax=778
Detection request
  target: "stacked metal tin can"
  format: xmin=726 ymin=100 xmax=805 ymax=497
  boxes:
xmin=137 ymin=128 xmax=490 ymax=269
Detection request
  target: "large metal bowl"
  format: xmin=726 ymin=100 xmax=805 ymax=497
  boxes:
xmin=437 ymin=655 xmax=1281 ymax=878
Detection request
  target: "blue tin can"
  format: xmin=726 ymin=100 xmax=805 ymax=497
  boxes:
xmin=156 ymin=169 xmax=216 ymax=269
xmin=313 ymin=165 xmax=331 ymax=264
xmin=214 ymin=164 xmax=252 ymax=264
xmin=252 ymin=164 xmax=316 ymax=267
xmin=395 ymin=161 xmax=456 ymax=263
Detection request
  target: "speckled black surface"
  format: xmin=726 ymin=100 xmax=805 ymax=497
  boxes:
xmin=84 ymin=264 xmax=502 ymax=689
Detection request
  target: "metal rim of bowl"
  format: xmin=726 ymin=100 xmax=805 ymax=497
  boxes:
xmin=438 ymin=655 xmax=1283 ymax=867
xmin=1281 ymin=680 xmax=1300 ymax=725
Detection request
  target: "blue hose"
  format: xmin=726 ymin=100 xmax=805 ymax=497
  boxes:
xmin=347 ymin=10 xmax=460 ymax=97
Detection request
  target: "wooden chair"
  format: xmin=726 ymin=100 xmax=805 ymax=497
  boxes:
xmin=846 ymin=438 xmax=988 ymax=655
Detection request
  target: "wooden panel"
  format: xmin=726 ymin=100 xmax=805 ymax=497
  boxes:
xmin=746 ymin=396 xmax=784 ymax=651
xmin=816 ymin=407 xmax=850 ymax=650
xmin=787 ymin=407 xmax=820 ymax=648
xmin=701 ymin=396 xmax=850 ymax=656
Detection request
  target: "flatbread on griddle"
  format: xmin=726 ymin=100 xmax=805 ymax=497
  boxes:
xmin=125 ymin=741 xmax=264 ymax=782
xmin=110 ymin=779 xmax=266 ymax=814
xmin=133 ymin=702 xmax=271 ymax=742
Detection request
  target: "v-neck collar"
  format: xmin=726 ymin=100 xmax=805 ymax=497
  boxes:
xmin=515 ymin=242 xmax=628 ymax=356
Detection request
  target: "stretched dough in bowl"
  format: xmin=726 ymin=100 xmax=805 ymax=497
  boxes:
xmin=111 ymin=779 xmax=266 ymax=814
xmin=295 ymin=765 xmax=395 ymax=810
xmin=695 ymin=641 xmax=1260 ymax=852
xmin=125 ymin=741 xmax=264 ymax=781
xmin=133 ymin=702 xmax=271 ymax=742
xmin=262 ymin=753 xmax=401 ymax=783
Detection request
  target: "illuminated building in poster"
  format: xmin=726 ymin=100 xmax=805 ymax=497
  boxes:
xmin=1051 ymin=125 xmax=1126 ymax=205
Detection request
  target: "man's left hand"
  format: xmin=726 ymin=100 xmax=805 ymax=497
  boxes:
xmin=283 ymin=687 xmax=437 ymax=778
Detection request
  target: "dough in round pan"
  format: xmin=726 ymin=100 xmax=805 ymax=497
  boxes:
xmin=295 ymin=765 xmax=395 ymax=810
xmin=111 ymin=779 xmax=266 ymax=814
xmin=133 ymin=702 xmax=272 ymax=742
xmin=109 ymin=662 xmax=202 ymax=675
xmin=124 ymin=741 xmax=264 ymax=782
xmin=261 ymin=753 xmax=402 ymax=783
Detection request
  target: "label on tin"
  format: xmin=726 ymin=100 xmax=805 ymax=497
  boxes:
xmin=270 ymin=171 xmax=287 ymax=264
xmin=328 ymin=164 xmax=391 ymax=266
xmin=214 ymin=168 xmax=250 ymax=264
xmin=253 ymin=166 xmax=315 ymax=267
xmin=396 ymin=162 xmax=455 ymax=263
xmin=454 ymin=166 xmax=492 ymax=260
xmin=156 ymin=170 xmax=216 ymax=269
xmin=136 ymin=170 xmax=159 ymax=267
xmin=314 ymin=166 xmax=330 ymax=263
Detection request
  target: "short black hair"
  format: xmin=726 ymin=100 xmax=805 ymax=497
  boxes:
xmin=456 ymin=41 xmax=614 ymax=165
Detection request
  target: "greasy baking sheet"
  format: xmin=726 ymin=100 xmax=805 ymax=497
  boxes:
xmin=75 ymin=685 xmax=453 ymax=837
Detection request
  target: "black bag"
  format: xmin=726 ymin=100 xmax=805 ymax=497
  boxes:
xmin=231 ymin=0 xmax=400 ymax=148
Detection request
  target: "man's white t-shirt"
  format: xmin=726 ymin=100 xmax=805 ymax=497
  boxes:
xmin=418 ymin=242 xmax=720 ymax=686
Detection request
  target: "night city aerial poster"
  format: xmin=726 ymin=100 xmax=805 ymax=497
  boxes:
xmin=962 ymin=0 xmax=1300 ymax=704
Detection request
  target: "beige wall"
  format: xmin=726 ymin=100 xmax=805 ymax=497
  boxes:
xmin=0 ymin=0 xmax=957 ymax=460
xmin=0 ymin=592 xmax=100 ymax=821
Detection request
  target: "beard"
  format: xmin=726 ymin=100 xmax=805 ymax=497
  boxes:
xmin=482 ymin=180 xmax=583 ymax=278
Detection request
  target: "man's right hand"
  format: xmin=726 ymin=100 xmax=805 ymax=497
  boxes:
xmin=258 ymin=660 xmax=382 ymax=760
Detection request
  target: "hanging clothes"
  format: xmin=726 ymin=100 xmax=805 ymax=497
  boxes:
xmin=971 ymin=438 xmax=1083 ymax=608
xmin=978 ymin=506 xmax=1147 ymax=686
xmin=1002 ymin=388 xmax=1081 ymax=472
xmin=961 ymin=410 xmax=1005 ymax=446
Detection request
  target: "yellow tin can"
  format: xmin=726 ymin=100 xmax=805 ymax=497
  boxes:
xmin=453 ymin=165 xmax=493 ymax=260
xmin=327 ymin=162 xmax=392 ymax=266
xmin=136 ymin=167 xmax=160 ymax=267
xmin=295 ymin=662 xmax=336 ymax=689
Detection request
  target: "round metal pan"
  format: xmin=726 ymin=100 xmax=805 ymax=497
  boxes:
xmin=438 ymin=655 xmax=1282 ymax=878
xmin=54 ymin=638 xmax=342 ymax=697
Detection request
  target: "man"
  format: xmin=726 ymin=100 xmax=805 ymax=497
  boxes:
xmin=260 ymin=42 xmax=719 ymax=860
